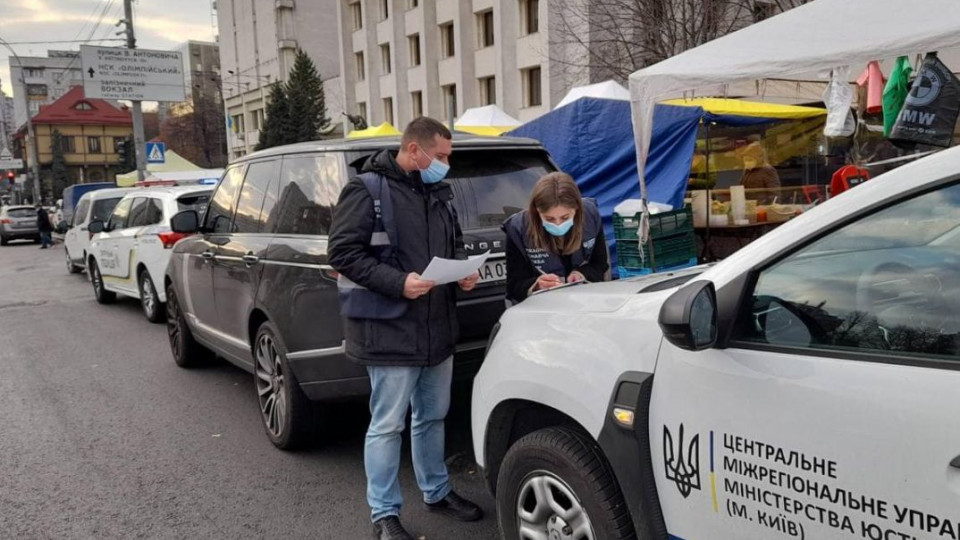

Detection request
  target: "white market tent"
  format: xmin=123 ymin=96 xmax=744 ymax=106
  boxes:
xmin=454 ymin=105 xmax=522 ymax=136
xmin=628 ymin=0 xmax=960 ymax=215
xmin=556 ymin=80 xmax=631 ymax=109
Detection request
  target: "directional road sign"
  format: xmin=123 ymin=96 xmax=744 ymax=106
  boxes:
xmin=80 ymin=45 xmax=186 ymax=102
xmin=146 ymin=142 xmax=166 ymax=164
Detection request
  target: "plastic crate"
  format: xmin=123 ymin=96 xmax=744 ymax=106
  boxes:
xmin=614 ymin=207 xmax=693 ymax=242
xmin=616 ymin=231 xmax=697 ymax=270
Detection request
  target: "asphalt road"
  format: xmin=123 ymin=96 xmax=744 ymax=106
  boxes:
xmin=0 ymin=239 xmax=499 ymax=539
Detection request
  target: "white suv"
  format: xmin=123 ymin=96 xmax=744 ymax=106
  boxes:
xmin=64 ymin=188 xmax=132 ymax=274
xmin=87 ymin=186 xmax=211 ymax=322
xmin=473 ymin=147 xmax=960 ymax=540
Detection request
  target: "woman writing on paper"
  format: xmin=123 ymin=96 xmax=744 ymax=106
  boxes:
xmin=502 ymin=172 xmax=608 ymax=304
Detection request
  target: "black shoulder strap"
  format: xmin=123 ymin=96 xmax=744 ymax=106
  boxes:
xmin=357 ymin=172 xmax=398 ymax=262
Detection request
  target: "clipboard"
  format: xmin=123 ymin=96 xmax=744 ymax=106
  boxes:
xmin=530 ymin=279 xmax=587 ymax=296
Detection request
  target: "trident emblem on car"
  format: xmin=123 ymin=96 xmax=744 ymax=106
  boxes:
xmin=664 ymin=424 xmax=701 ymax=498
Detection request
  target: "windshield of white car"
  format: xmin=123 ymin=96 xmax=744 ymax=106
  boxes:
xmin=91 ymin=198 xmax=122 ymax=223
xmin=799 ymin=183 xmax=960 ymax=257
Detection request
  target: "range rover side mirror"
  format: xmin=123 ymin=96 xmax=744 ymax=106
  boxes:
xmin=658 ymin=280 xmax=718 ymax=351
xmin=170 ymin=210 xmax=200 ymax=234
xmin=88 ymin=220 xmax=105 ymax=234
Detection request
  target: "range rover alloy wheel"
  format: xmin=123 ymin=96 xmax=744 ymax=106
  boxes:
xmin=253 ymin=321 xmax=315 ymax=450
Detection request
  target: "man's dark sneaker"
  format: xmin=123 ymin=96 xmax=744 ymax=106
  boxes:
xmin=373 ymin=516 xmax=414 ymax=540
xmin=425 ymin=491 xmax=483 ymax=522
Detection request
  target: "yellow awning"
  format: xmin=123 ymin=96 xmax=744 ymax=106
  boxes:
xmin=115 ymin=149 xmax=202 ymax=187
xmin=662 ymin=97 xmax=826 ymax=119
xmin=454 ymin=125 xmax=512 ymax=136
xmin=346 ymin=122 xmax=402 ymax=139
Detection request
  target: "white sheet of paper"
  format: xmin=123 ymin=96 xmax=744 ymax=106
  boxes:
xmin=420 ymin=251 xmax=491 ymax=285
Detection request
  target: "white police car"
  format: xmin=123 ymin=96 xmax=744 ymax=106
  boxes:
xmin=87 ymin=185 xmax=211 ymax=322
xmin=472 ymin=146 xmax=960 ymax=540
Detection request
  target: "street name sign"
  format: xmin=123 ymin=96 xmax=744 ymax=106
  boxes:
xmin=0 ymin=158 xmax=24 ymax=169
xmin=146 ymin=142 xmax=166 ymax=164
xmin=80 ymin=45 xmax=186 ymax=102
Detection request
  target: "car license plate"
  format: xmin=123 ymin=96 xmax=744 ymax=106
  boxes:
xmin=478 ymin=258 xmax=507 ymax=284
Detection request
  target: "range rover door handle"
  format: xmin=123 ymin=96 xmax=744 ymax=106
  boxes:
xmin=201 ymin=251 xmax=215 ymax=261
xmin=242 ymin=254 xmax=260 ymax=265
xmin=950 ymin=455 xmax=960 ymax=469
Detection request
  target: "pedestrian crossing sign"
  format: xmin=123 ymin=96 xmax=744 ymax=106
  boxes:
xmin=146 ymin=142 xmax=166 ymax=164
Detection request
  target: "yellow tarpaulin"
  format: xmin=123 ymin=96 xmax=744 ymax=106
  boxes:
xmin=454 ymin=126 xmax=511 ymax=137
xmin=662 ymin=97 xmax=826 ymax=119
xmin=115 ymin=149 xmax=203 ymax=187
xmin=346 ymin=122 xmax=402 ymax=139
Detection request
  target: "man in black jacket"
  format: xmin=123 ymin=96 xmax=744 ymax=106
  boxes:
xmin=329 ymin=117 xmax=481 ymax=540
xmin=36 ymin=204 xmax=54 ymax=249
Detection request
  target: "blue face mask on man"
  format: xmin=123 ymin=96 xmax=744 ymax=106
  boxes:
xmin=542 ymin=218 xmax=575 ymax=237
xmin=418 ymin=148 xmax=450 ymax=184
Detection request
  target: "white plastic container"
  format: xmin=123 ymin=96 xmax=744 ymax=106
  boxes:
xmin=690 ymin=190 xmax=707 ymax=227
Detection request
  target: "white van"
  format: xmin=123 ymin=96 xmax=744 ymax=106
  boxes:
xmin=87 ymin=185 xmax=211 ymax=322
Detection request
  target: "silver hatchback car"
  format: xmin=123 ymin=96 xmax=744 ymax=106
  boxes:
xmin=0 ymin=205 xmax=40 ymax=246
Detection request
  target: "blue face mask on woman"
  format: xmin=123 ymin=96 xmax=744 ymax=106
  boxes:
xmin=418 ymin=148 xmax=450 ymax=184
xmin=543 ymin=218 xmax=574 ymax=237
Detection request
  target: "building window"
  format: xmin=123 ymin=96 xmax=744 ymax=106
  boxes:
xmin=24 ymin=68 xmax=44 ymax=78
xmin=355 ymin=52 xmax=366 ymax=80
xmin=411 ymin=91 xmax=423 ymax=118
xmin=407 ymin=0 xmax=419 ymax=8
xmin=87 ymin=136 xmax=102 ymax=154
xmin=379 ymin=0 xmax=389 ymax=20
xmin=74 ymin=101 xmax=93 ymax=111
xmin=520 ymin=0 xmax=539 ymax=35
xmin=408 ymin=34 xmax=421 ymax=67
xmin=232 ymin=114 xmax=245 ymax=133
xmin=358 ymin=102 xmax=367 ymax=122
xmin=479 ymin=76 xmax=496 ymax=106
xmin=251 ymin=109 xmax=261 ymax=130
xmin=383 ymin=97 xmax=394 ymax=125
xmin=56 ymin=135 xmax=76 ymax=154
xmin=522 ymin=66 xmax=542 ymax=107
xmin=442 ymin=84 xmax=457 ymax=120
xmin=350 ymin=2 xmax=363 ymax=30
xmin=440 ymin=23 xmax=455 ymax=58
xmin=477 ymin=10 xmax=494 ymax=48
xmin=380 ymin=44 xmax=391 ymax=74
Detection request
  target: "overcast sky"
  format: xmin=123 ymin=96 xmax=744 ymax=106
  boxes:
xmin=0 ymin=0 xmax=216 ymax=96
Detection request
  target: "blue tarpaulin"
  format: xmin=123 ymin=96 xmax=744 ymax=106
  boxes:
xmin=507 ymin=98 xmax=703 ymax=268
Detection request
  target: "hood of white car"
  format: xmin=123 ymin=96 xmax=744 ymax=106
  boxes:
xmin=514 ymin=265 xmax=707 ymax=314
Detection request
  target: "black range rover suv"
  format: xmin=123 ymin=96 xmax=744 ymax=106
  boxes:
xmin=164 ymin=134 xmax=556 ymax=448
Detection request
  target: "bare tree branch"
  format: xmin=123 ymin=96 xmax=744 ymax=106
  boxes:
xmin=548 ymin=0 xmax=811 ymax=84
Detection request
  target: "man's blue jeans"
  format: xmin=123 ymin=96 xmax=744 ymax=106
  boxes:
xmin=40 ymin=232 xmax=52 ymax=248
xmin=365 ymin=357 xmax=453 ymax=522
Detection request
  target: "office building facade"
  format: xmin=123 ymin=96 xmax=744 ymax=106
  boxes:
xmin=216 ymin=0 xmax=343 ymax=158
xmin=335 ymin=0 xmax=598 ymax=130
xmin=9 ymin=50 xmax=85 ymax=130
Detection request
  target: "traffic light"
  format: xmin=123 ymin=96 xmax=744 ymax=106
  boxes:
xmin=116 ymin=137 xmax=135 ymax=172
xmin=5 ymin=171 xmax=13 ymax=183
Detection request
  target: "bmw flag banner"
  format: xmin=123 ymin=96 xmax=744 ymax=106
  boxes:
xmin=146 ymin=142 xmax=166 ymax=164
xmin=890 ymin=53 xmax=960 ymax=148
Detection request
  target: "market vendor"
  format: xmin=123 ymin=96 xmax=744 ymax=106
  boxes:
xmin=502 ymin=172 xmax=608 ymax=304
xmin=739 ymin=142 xmax=781 ymax=196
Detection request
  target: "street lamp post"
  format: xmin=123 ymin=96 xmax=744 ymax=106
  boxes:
xmin=0 ymin=36 xmax=44 ymax=204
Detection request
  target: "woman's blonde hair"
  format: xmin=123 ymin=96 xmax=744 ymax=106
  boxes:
xmin=526 ymin=172 xmax=584 ymax=255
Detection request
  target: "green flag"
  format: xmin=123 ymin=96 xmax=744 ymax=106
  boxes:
xmin=883 ymin=56 xmax=913 ymax=137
